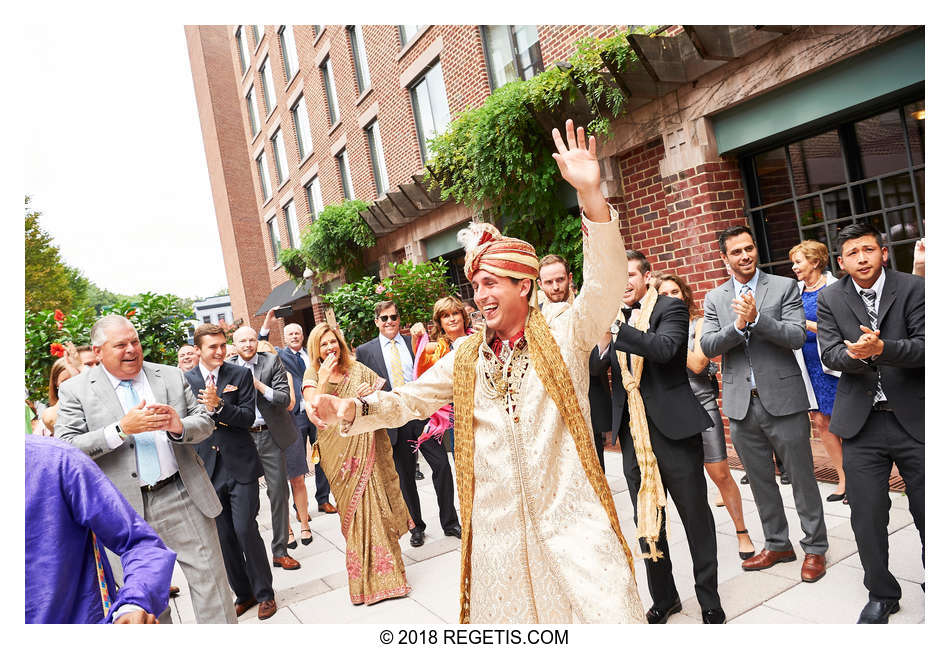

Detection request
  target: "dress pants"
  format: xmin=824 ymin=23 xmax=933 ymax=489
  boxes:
xmin=619 ymin=416 xmax=721 ymax=610
xmin=212 ymin=468 xmax=274 ymax=604
xmin=391 ymin=420 xmax=459 ymax=533
xmin=251 ymin=429 xmax=290 ymax=558
xmin=107 ymin=474 xmax=236 ymax=623
xmin=843 ymin=410 xmax=924 ymax=602
xmin=729 ymin=396 xmax=828 ymax=554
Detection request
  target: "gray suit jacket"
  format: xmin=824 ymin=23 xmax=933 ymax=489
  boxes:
xmin=54 ymin=362 xmax=221 ymax=519
xmin=700 ymin=271 xmax=809 ymax=420
xmin=228 ymin=352 xmax=298 ymax=450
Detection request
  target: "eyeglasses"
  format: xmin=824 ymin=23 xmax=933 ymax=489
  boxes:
xmin=377 ymin=314 xmax=399 ymax=322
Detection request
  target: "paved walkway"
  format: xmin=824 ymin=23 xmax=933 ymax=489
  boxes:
xmin=168 ymin=450 xmax=924 ymax=625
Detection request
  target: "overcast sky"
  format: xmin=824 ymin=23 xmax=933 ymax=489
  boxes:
xmin=24 ymin=23 xmax=227 ymax=300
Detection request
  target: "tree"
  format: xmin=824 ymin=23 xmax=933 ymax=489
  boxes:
xmin=25 ymin=196 xmax=75 ymax=312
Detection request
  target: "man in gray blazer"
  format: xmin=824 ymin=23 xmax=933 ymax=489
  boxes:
xmin=230 ymin=325 xmax=301 ymax=570
xmin=56 ymin=314 xmax=236 ymax=624
xmin=701 ymin=226 xmax=828 ymax=583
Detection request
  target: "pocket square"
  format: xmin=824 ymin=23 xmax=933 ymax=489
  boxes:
xmin=222 ymin=384 xmax=238 ymax=393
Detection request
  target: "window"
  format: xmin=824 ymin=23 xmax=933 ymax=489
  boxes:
xmin=256 ymin=152 xmax=272 ymax=202
xmin=365 ymin=119 xmax=390 ymax=195
xmin=267 ymin=217 xmax=281 ymax=263
xmin=252 ymin=25 xmax=264 ymax=47
xmin=278 ymin=25 xmax=299 ymax=82
xmin=410 ymin=61 xmax=451 ymax=162
xmin=348 ymin=25 xmax=371 ymax=94
xmin=271 ymin=128 xmax=288 ymax=185
xmin=739 ymin=98 xmax=925 ymax=276
xmin=216 ymin=313 xmax=225 ymax=323
xmin=320 ymin=57 xmax=339 ymax=125
xmin=336 ymin=148 xmax=354 ymax=199
xmin=235 ymin=27 xmax=249 ymax=74
xmin=202 ymin=315 xmax=211 ymax=324
xmin=291 ymin=97 xmax=312 ymax=160
xmin=304 ymin=177 xmax=324 ymax=222
xmin=481 ymin=25 xmax=542 ymax=90
xmin=313 ymin=25 xmax=321 ymax=39
xmin=246 ymin=85 xmax=259 ymax=136
xmin=260 ymin=56 xmax=277 ymax=115
xmin=283 ymin=199 xmax=301 ymax=248
xmin=399 ymin=25 xmax=421 ymax=44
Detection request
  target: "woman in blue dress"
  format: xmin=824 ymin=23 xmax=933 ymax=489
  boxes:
xmin=790 ymin=241 xmax=845 ymax=502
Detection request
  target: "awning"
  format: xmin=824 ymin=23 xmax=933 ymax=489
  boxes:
xmin=254 ymin=279 xmax=312 ymax=316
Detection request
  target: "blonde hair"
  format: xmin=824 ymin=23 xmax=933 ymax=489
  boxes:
xmin=789 ymin=239 xmax=830 ymax=271
xmin=307 ymin=323 xmax=354 ymax=374
xmin=431 ymin=296 xmax=470 ymax=342
xmin=256 ymin=340 xmax=277 ymax=354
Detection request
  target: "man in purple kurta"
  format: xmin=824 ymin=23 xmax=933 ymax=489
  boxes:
xmin=25 ymin=436 xmax=176 ymax=623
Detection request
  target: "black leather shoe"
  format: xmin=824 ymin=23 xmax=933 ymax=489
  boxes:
xmin=410 ymin=529 xmax=425 ymax=547
xmin=645 ymin=596 xmax=682 ymax=624
xmin=857 ymin=599 xmax=900 ymax=624
xmin=702 ymin=607 xmax=726 ymax=624
xmin=444 ymin=524 xmax=462 ymax=539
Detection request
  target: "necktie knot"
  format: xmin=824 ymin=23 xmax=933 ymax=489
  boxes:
xmin=861 ymin=289 xmax=876 ymax=303
xmin=740 ymin=284 xmax=752 ymax=296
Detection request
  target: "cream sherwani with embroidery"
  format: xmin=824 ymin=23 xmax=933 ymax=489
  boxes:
xmin=348 ymin=211 xmax=645 ymax=623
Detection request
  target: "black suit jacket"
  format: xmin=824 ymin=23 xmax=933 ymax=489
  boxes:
xmin=588 ymin=347 xmax=613 ymax=435
xmin=591 ymin=295 xmax=712 ymax=444
xmin=355 ymin=334 xmax=423 ymax=445
xmin=185 ymin=362 xmax=263 ymax=484
xmin=278 ymin=345 xmax=310 ymax=433
xmin=817 ymin=269 xmax=924 ymax=441
xmin=227 ymin=352 xmax=298 ymax=450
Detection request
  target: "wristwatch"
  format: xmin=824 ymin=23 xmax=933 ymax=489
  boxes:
xmin=610 ymin=320 xmax=622 ymax=336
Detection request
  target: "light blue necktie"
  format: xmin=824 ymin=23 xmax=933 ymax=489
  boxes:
xmin=739 ymin=284 xmax=756 ymax=389
xmin=119 ymin=379 xmax=161 ymax=485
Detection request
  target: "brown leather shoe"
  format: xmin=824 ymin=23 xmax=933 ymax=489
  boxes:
xmin=741 ymin=548 xmax=796 ymax=571
xmin=273 ymin=555 xmax=301 ymax=570
xmin=319 ymin=502 xmax=338 ymax=514
xmin=234 ymin=598 xmax=257 ymax=617
xmin=801 ymin=553 xmax=826 ymax=582
xmin=257 ymin=599 xmax=277 ymax=620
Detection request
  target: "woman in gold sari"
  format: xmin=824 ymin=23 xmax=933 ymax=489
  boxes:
xmin=301 ymin=323 xmax=412 ymax=605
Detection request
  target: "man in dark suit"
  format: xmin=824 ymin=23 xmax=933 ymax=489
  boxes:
xmin=701 ymin=225 xmax=828 ymax=584
xmin=185 ymin=323 xmax=276 ymax=621
xmin=817 ymin=223 xmax=924 ymax=624
xmin=355 ymin=300 xmax=461 ymax=547
xmin=230 ymin=325 xmax=301 ymax=571
xmin=591 ymin=250 xmax=723 ymax=624
xmin=259 ymin=310 xmax=336 ymax=515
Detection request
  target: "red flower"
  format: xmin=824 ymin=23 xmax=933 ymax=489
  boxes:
xmin=56 ymin=321 xmax=63 ymax=330
xmin=50 ymin=343 xmax=65 ymax=358
xmin=53 ymin=309 xmax=65 ymax=322
xmin=126 ymin=309 xmax=136 ymax=317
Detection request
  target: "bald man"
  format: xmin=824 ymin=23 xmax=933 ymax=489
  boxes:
xmin=229 ymin=326 xmax=301 ymax=570
xmin=177 ymin=345 xmax=197 ymax=372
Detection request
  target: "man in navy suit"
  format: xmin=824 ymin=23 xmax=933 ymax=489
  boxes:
xmin=355 ymin=300 xmax=461 ymax=547
xmin=185 ymin=323 xmax=276 ymax=621
xmin=259 ymin=309 xmax=336 ymax=515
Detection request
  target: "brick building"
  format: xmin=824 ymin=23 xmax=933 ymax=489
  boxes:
xmin=186 ymin=25 xmax=923 ymax=344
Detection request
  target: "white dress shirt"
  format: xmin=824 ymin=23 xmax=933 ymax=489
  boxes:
xmin=379 ymin=333 xmax=414 ymax=386
xmin=235 ymin=354 xmax=274 ymax=427
xmin=102 ymin=366 xmax=180 ymax=485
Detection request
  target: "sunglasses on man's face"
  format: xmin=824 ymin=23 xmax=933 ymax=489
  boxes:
xmin=377 ymin=314 xmax=399 ymax=322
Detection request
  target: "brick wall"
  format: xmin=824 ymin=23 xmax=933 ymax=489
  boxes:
xmin=538 ymin=25 xmax=629 ymax=64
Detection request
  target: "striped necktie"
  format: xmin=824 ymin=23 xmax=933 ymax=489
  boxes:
xmin=119 ymin=379 xmax=161 ymax=485
xmin=860 ymin=289 xmax=886 ymax=403
xmin=388 ymin=339 xmax=405 ymax=387
xmin=739 ymin=284 xmax=756 ymax=388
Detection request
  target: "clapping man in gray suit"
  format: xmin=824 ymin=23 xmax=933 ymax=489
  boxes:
xmin=55 ymin=315 xmax=236 ymax=623
xmin=701 ymin=226 xmax=828 ymax=583
xmin=230 ymin=325 xmax=301 ymax=571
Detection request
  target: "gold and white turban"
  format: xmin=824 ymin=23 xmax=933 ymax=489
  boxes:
xmin=458 ymin=223 xmax=539 ymax=282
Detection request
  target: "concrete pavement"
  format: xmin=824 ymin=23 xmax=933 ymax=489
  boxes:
xmin=167 ymin=450 xmax=924 ymax=624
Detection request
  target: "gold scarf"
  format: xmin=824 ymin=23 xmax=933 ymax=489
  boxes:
xmin=614 ymin=286 xmax=667 ymax=560
xmin=452 ymin=307 xmax=637 ymax=623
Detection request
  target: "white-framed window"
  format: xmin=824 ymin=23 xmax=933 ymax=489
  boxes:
xmin=278 ymin=25 xmax=299 ymax=82
xmin=398 ymin=25 xmax=421 ymax=44
xmin=246 ymin=85 xmax=259 ymax=136
xmin=283 ymin=199 xmax=301 ymax=248
xmin=235 ymin=26 xmax=249 ymax=74
xmin=267 ymin=216 xmax=281 ymax=263
xmin=481 ymin=25 xmax=542 ymax=91
xmin=365 ymin=119 xmax=390 ymax=195
xmin=291 ymin=97 xmax=312 ymax=160
xmin=320 ymin=57 xmax=339 ymax=125
xmin=410 ymin=61 xmax=451 ymax=162
xmin=260 ymin=55 xmax=277 ymax=115
xmin=304 ymin=177 xmax=324 ymax=222
xmin=336 ymin=148 xmax=353 ymax=199
xmin=256 ymin=153 xmax=272 ymax=202
xmin=347 ymin=25 xmax=371 ymax=94
xmin=271 ymin=128 xmax=288 ymax=185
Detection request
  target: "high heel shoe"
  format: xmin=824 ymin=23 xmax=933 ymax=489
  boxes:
xmin=736 ymin=529 xmax=755 ymax=560
xmin=287 ymin=530 xmax=297 ymax=549
xmin=300 ymin=528 xmax=313 ymax=546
